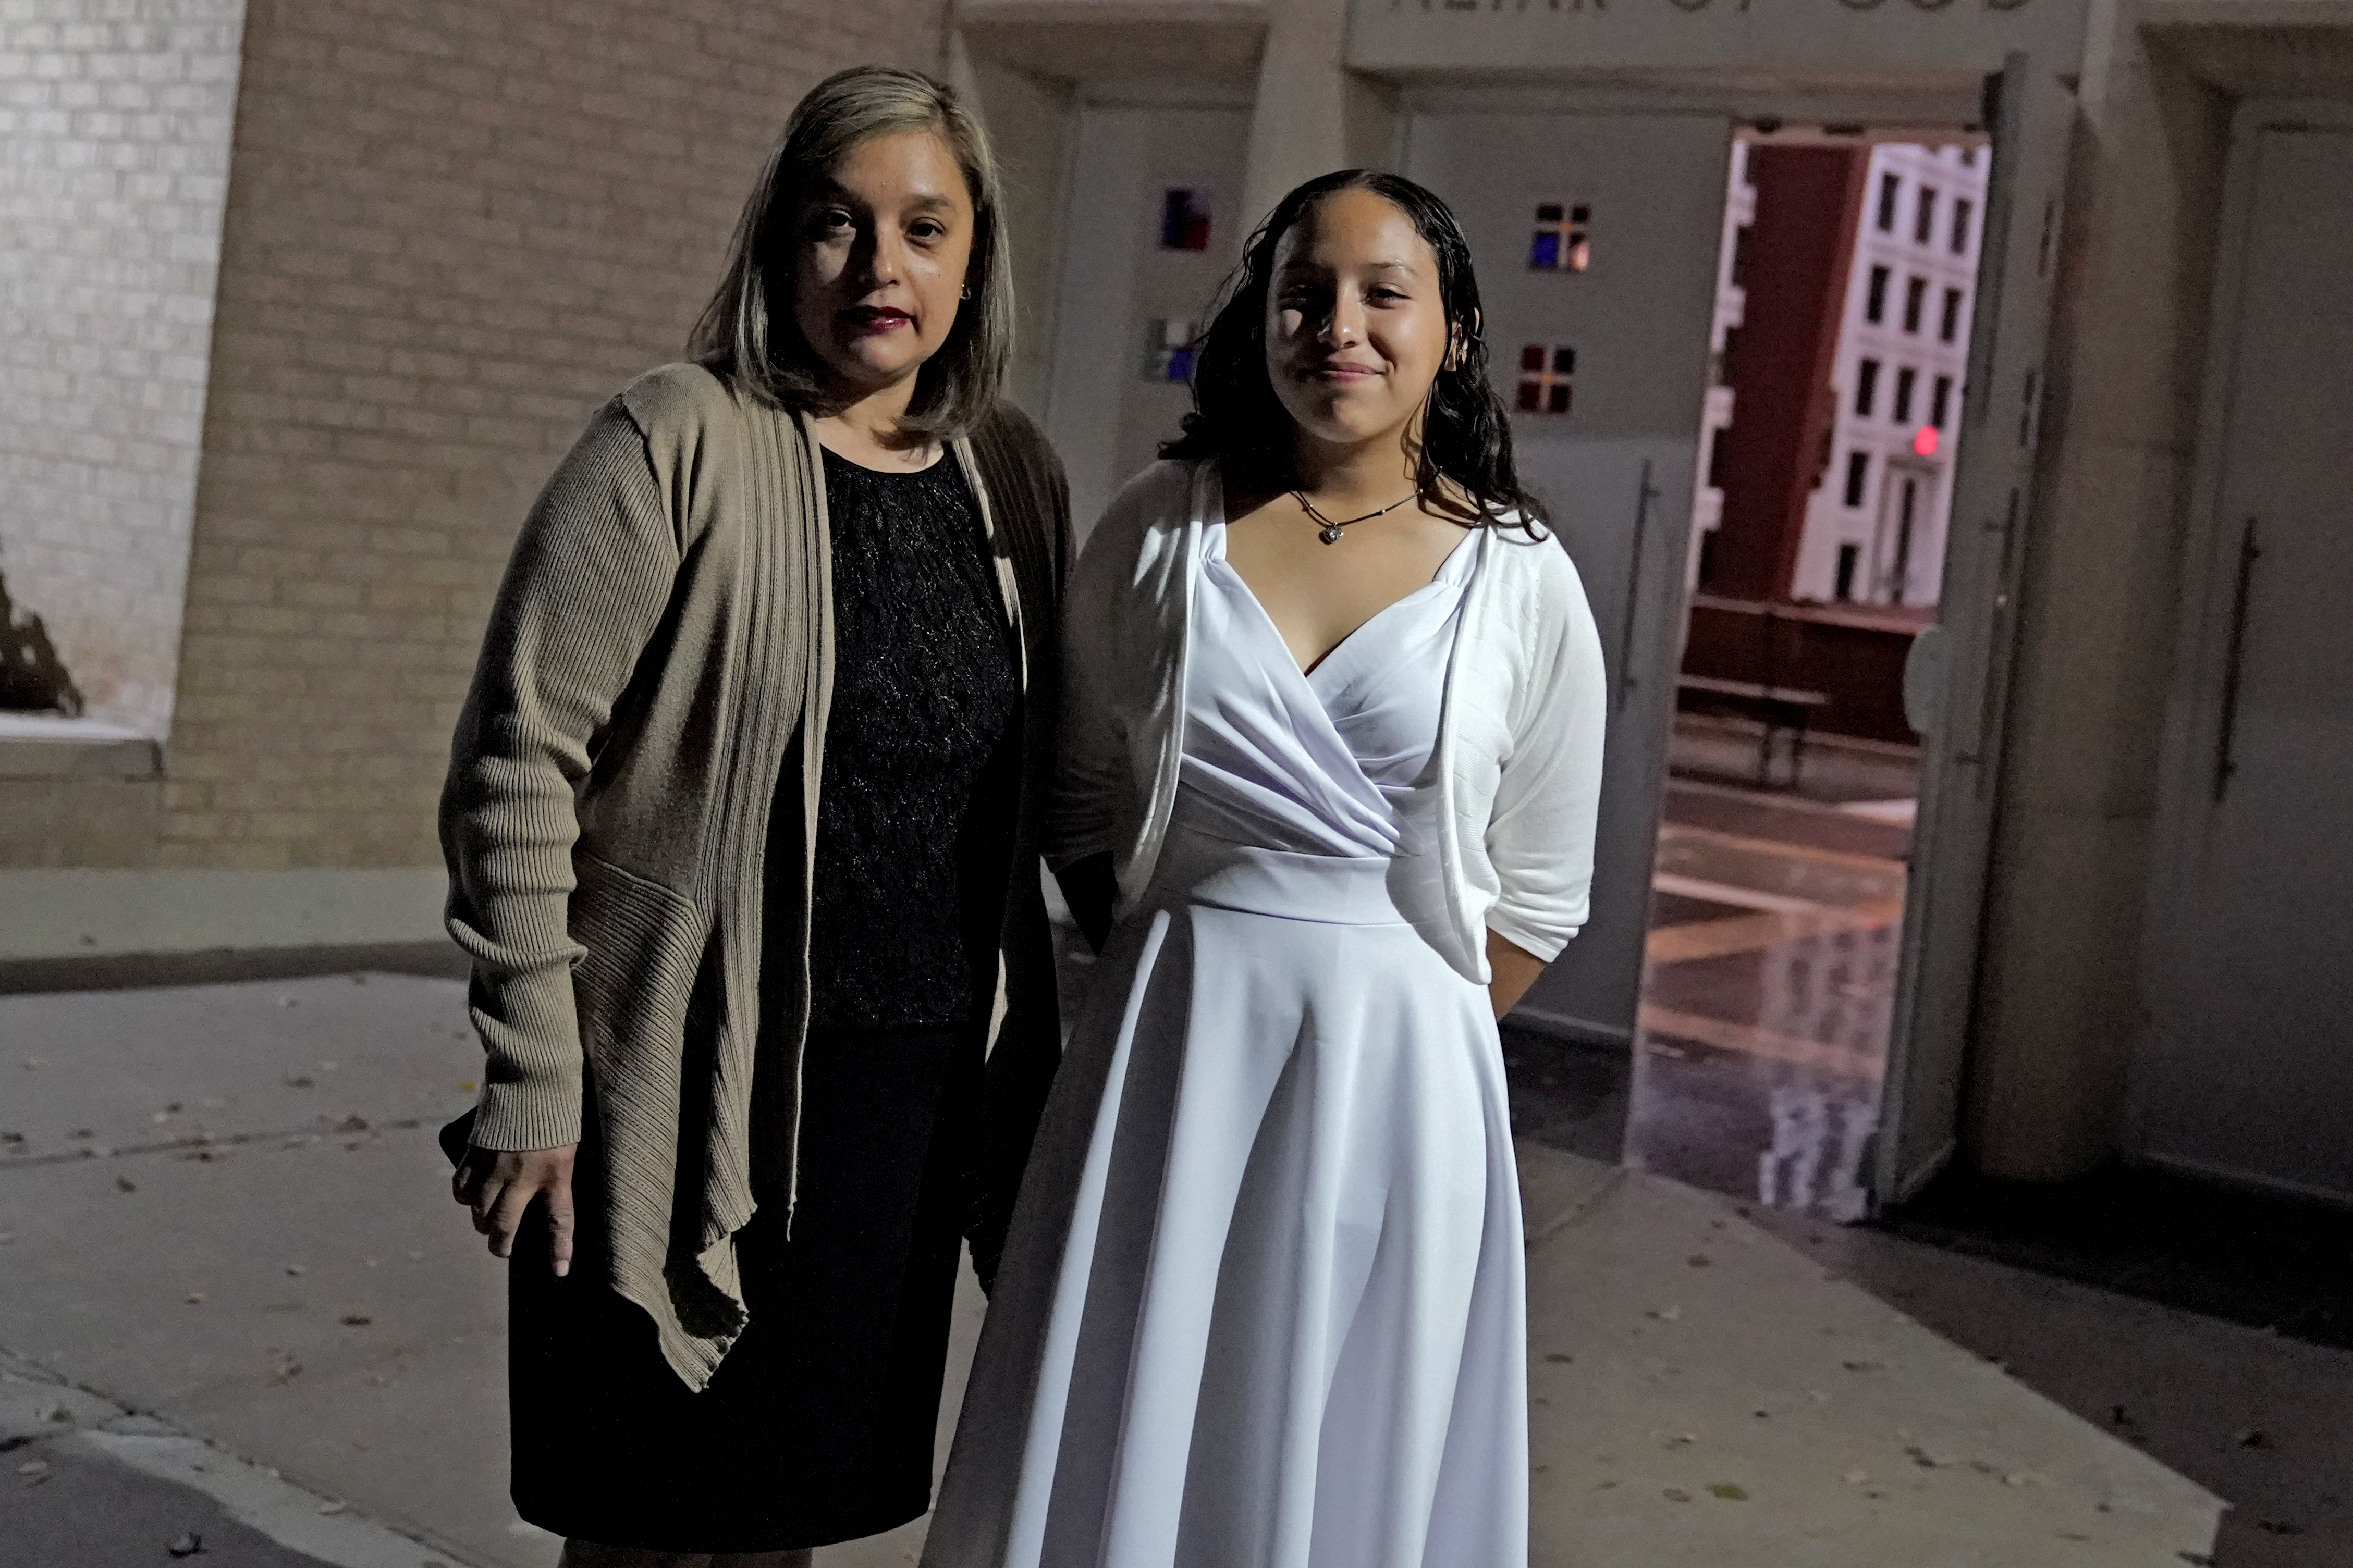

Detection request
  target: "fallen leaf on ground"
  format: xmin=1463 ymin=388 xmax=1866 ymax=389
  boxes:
xmin=166 ymin=1532 xmax=204 ymax=1557
xmin=1708 ymin=1483 xmax=1748 ymax=1501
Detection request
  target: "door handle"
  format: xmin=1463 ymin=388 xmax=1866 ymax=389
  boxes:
xmin=2213 ymin=517 xmax=2261 ymax=803
xmin=1902 ymin=622 xmax=1949 ymax=737
xmin=1614 ymin=459 xmax=1658 ymax=713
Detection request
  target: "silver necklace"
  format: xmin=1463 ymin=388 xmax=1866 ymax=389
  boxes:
xmin=1294 ymin=487 xmax=1421 ymax=545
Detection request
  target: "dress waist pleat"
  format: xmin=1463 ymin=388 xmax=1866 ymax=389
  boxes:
xmin=1151 ymin=816 xmax=1415 ymax=927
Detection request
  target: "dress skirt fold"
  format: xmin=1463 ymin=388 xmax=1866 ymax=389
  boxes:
xmin=925 ymin=826 xmax=1528 ymax=1568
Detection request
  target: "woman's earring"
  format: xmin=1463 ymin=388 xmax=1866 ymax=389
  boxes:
xmin=960 ymin=284 xmax=972 ymax=301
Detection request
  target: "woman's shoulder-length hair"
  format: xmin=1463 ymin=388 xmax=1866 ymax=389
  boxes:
xmin=688 ymin=65 xmax=1012 ymax=441
xmin=1163 ymin=168 xmax=1548 ymax=537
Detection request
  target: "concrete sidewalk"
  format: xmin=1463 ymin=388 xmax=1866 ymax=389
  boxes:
xmin=0 ymin=973 xmax=2229 ymax=1566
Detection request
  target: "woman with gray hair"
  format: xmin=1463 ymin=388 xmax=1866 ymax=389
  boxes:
xmin=438 ymin=65 xmax=1069 ymax=1567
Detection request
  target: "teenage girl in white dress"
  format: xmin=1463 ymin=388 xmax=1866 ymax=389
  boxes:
xmin=923 ymin=169 xmax=1608 ymax=1568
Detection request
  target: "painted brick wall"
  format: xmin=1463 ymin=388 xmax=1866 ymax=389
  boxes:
xmin=156 ymin=0 xmax=949 ymax=869
xmin=0 ymin=0 xmax=245 ymax=731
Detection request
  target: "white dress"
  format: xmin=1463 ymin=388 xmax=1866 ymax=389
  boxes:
xmin=924 ymin=525 xmax=1527 ymax=1568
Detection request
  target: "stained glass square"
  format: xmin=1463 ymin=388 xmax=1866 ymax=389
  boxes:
xmin=1159 ymin=189 xmax=1211 ymax=251
xmin=1536 ymin=203 xmax=1563 ymax=224
xmin=1517 ymin=380 xmax=1542 ymax=412
xmin=1519 ymin=343 xmax=1545 ymax=372
xmin=1529 ymin=231 xmax=1560 ymax=270
xmin=1551 ymin=345 xmax=1576 ymax=374
xmin=1548 ymin=383 xmax=1572 ymax=414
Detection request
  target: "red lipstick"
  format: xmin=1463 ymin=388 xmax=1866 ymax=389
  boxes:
xmin=843 ymin=306 xmax=912 ymax=332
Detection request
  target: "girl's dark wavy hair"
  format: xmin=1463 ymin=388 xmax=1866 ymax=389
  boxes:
xmin=1161 ymin=169 xmax=1547 ymax=536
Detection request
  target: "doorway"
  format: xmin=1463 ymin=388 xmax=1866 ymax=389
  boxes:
xmin=1399 ymin=94 xmax=2047 ymax=1217
xmin=1626 ymin=133 xmax=1983 ymax=1218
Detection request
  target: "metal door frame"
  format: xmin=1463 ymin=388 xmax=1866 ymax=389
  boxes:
xmin=1872 ymin=56 xmax=2077 ymax=1207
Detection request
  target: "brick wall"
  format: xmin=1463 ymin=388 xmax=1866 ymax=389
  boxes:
xmin=0 ymin=0 xmax=245 ymax=731
xmin=152 ymin=0 xmax=949 ymax=870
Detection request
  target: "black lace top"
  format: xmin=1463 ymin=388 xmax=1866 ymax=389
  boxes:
xmin=803 ymin=447 xmax=1022 ymax=1032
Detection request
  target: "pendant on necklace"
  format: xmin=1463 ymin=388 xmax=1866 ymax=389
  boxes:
xmin=1318 ymin=524 xmax=1345 ymax=545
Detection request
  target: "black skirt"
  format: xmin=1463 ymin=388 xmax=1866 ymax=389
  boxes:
xmin=508 ymin=1023 xmax=982 ymax=1553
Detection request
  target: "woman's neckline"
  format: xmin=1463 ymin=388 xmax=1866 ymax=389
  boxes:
xmin=820 ymin=442 xmax=950 ymax=476
xmin=1207 ymin=522 xmax=1478 ymax=677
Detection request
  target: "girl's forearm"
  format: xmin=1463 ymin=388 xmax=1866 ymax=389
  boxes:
xmin=1486 ymin=929 xmax=1546 ymax=1020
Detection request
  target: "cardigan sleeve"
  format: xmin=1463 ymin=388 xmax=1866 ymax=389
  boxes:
xmin=1045 ymin=467 xmax=1161 ymax=870
xmin=439 ymin=400 xmax=683 ymax=1152
xmin=1482 ymin=545 xmax=1610 ymax=963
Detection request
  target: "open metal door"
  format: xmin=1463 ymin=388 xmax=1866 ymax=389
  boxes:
xmin=1874 ymin=55 xmax=2076 ymax=1205
xmin=1403 ymin=107 xmax=1732 ymax=1050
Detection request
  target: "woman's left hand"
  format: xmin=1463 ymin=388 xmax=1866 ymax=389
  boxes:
xmin=452 ymin=1142 xmax=579 ymax=1276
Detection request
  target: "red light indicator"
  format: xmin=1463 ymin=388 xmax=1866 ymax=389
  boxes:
xmin=1912 ymin=426 xmax=1939 ymax=458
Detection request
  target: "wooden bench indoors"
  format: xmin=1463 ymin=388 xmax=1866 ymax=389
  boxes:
xmin=1675 ymin=674 xmax=1831 ymax=787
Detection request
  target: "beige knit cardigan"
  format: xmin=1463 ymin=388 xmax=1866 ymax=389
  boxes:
xmin=440 ymin=362 xmax=1069 ymax=1389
